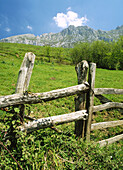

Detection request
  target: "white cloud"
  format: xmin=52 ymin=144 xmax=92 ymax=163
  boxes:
xmin=27 ymin=25 xmax=32 ymax=30
xmin=5 ymin=27 xmax=11 ymax=32
xmin=67 ymin=7 xmax=72 ymax=11
xmin=53 ymin=9 xmax=88 ymax=29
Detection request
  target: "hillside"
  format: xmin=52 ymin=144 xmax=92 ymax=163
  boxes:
xmin=0 ymin=50 xmax=123 ymax=169
xmin=0 ymin=25 xmax=123 ymax=48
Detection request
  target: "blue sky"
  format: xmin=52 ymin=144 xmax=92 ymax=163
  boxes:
xmin=0 ymin=0 xmax=123 ymax=39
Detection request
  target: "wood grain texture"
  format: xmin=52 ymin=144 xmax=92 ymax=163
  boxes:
xmin=0 ymin=83 xmax=89 ymax=108
xmin=94 ymin=88 xmax=123 ymax=95
xmin=91 ymin=120 xmax=123 ymax=131
xmin=15 ymin=52 xmax=35 ymax=94
xmin=75 ymin=60 xmax=89 ymax=137
xmin=93 ymin=102 xmax=123 ymax=112
xmin=85 ymin=63 xmax=96 ymax=141
xmin=98 ymin=134 xmax=123 ymax=147
xmin=15 ymin=52 xmax=35 ymax=122
xmin=20 ymin=110 xmax=88 ymax=133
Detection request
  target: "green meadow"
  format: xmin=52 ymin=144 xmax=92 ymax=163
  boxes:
xmin=0 ymin=42 xmax=123 ymax=169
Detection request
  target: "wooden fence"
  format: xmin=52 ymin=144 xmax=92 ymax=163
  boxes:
xmin=0 ymin=52 xmax=123 ymax=146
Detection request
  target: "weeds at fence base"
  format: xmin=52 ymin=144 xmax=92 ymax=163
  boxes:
xmin=0 ymin=125 xmax=122 ymax=169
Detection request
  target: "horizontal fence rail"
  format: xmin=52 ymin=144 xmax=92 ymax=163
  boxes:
xmin=94 ymin=88 xmax=123 ymax=95
xmin=20 ymin=110 xmax=88 ymax=133
xmin=93 ymin=102 xmax=123 ymax=112
xmin=97 ymin=134 xmax=123 ymax=147
xmin=1 ymin=87 xmax=123 ymax=109
xmin=91 ymin=120 xmax=123 ymax=131
xmin=0 ymin=83 xmax=89 ymax=108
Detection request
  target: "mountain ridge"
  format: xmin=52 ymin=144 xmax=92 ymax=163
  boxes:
xmin=0 ymin=25 xmax=123 ymax=48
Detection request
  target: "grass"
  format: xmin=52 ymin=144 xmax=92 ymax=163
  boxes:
xmin=0 ymin=42 xmax=123 ymax=169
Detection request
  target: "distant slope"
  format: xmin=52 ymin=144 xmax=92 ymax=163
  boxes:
xmin=0 ymin=25 xmax=123 ymax=48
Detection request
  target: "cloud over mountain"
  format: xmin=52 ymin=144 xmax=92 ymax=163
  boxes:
xmin=53 ymin=9 xmax=88 ymax=29
xmin=27 ymin=25 xmax=33 ymax=31
xmin=5 ymin=27 xmax=11 ymax=32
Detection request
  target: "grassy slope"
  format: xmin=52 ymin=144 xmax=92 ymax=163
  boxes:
xmin=0 ymin=42 xmax=123 ymax=169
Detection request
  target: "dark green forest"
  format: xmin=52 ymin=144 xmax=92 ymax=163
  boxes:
xmin=71 ymin=36 xmax=123 ymax=70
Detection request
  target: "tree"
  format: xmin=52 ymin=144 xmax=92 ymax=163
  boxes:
xmin=71 ymin=42 xmax=91 ymax=64
xmin=56 ymin=47 xmax=63 ymax=63
xmin=110 ymin=40 xmax=123 ymax=70
xmin=91 ymin=40 xmax=111 ymax=68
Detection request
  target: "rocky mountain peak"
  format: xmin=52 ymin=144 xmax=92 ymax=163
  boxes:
xmin=0 ymin=25 xmax=123 ymax=48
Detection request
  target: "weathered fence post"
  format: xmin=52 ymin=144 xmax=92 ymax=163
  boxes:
xmin=15 ymin=52 xmax=35 ymax=94
xmin=75 ymin=60 xmax=89 ymax=137
xmin=85 ymin=62 xmax=96 ymax=142
xmin=15 ymin=52 xmax=35 ymax=122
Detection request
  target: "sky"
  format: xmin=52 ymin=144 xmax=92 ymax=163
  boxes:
xmin=0 ymin=0 xmax=123 ymax=39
